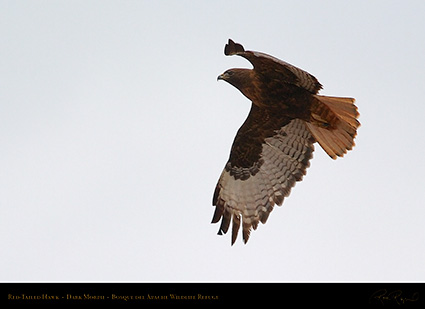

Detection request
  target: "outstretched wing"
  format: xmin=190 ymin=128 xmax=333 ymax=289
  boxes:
xmin=224 ymin=39 xmax=322 ymax=94
xmin=212 ymin=105 xmax=315 ymax=244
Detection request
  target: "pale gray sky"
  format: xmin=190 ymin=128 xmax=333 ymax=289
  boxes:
xmin=1 ymin=0 xmax=424 ymax=281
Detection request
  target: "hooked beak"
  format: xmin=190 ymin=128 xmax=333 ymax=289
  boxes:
xmin=217 ymin=73 xmax=225 ymax=81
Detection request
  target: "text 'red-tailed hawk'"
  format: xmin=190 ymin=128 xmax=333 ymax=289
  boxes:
xmin=213 ymin=39 xmax=360 ymax=245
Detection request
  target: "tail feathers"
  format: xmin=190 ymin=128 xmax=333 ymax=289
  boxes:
xmin=307 ymin=95 xmax=360 ymax=159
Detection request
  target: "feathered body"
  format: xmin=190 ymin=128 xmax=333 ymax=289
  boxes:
xmin=213 ymin=39 xmax=360 ymax=244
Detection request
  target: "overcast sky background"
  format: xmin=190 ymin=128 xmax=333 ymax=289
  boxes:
xmin=1 ymin=1 xmax=425 ymax=282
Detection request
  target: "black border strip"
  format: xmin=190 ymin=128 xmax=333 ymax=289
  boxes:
xmin=2 ymin=283 xmax=425 ymax=306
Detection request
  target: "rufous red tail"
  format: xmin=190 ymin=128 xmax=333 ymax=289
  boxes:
xmin=306 ymin=95 xmax=360 ymax=159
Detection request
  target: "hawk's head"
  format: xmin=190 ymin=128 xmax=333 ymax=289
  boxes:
xmin=218 ymin=68 xmax=253 ymax=89
xmin=218 ymin=68 xmax=257 ymax=102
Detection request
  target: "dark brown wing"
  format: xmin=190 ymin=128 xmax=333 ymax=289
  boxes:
xmin=212 ymin=104 xmax=315 ymax=244
xmin=224 ymin=39 xmax=322 ymax=94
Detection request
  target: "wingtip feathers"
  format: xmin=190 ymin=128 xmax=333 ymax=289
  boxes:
xmin=224 ymin=39 xmax=245 ymax=56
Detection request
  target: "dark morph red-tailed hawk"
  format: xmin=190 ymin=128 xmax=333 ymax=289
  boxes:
xmin=212 ymin=39 xmax=360 ymax=245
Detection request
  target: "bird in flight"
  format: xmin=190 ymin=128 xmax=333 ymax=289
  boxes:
xmin=213 ymin=39 xmax=360 ymax=245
